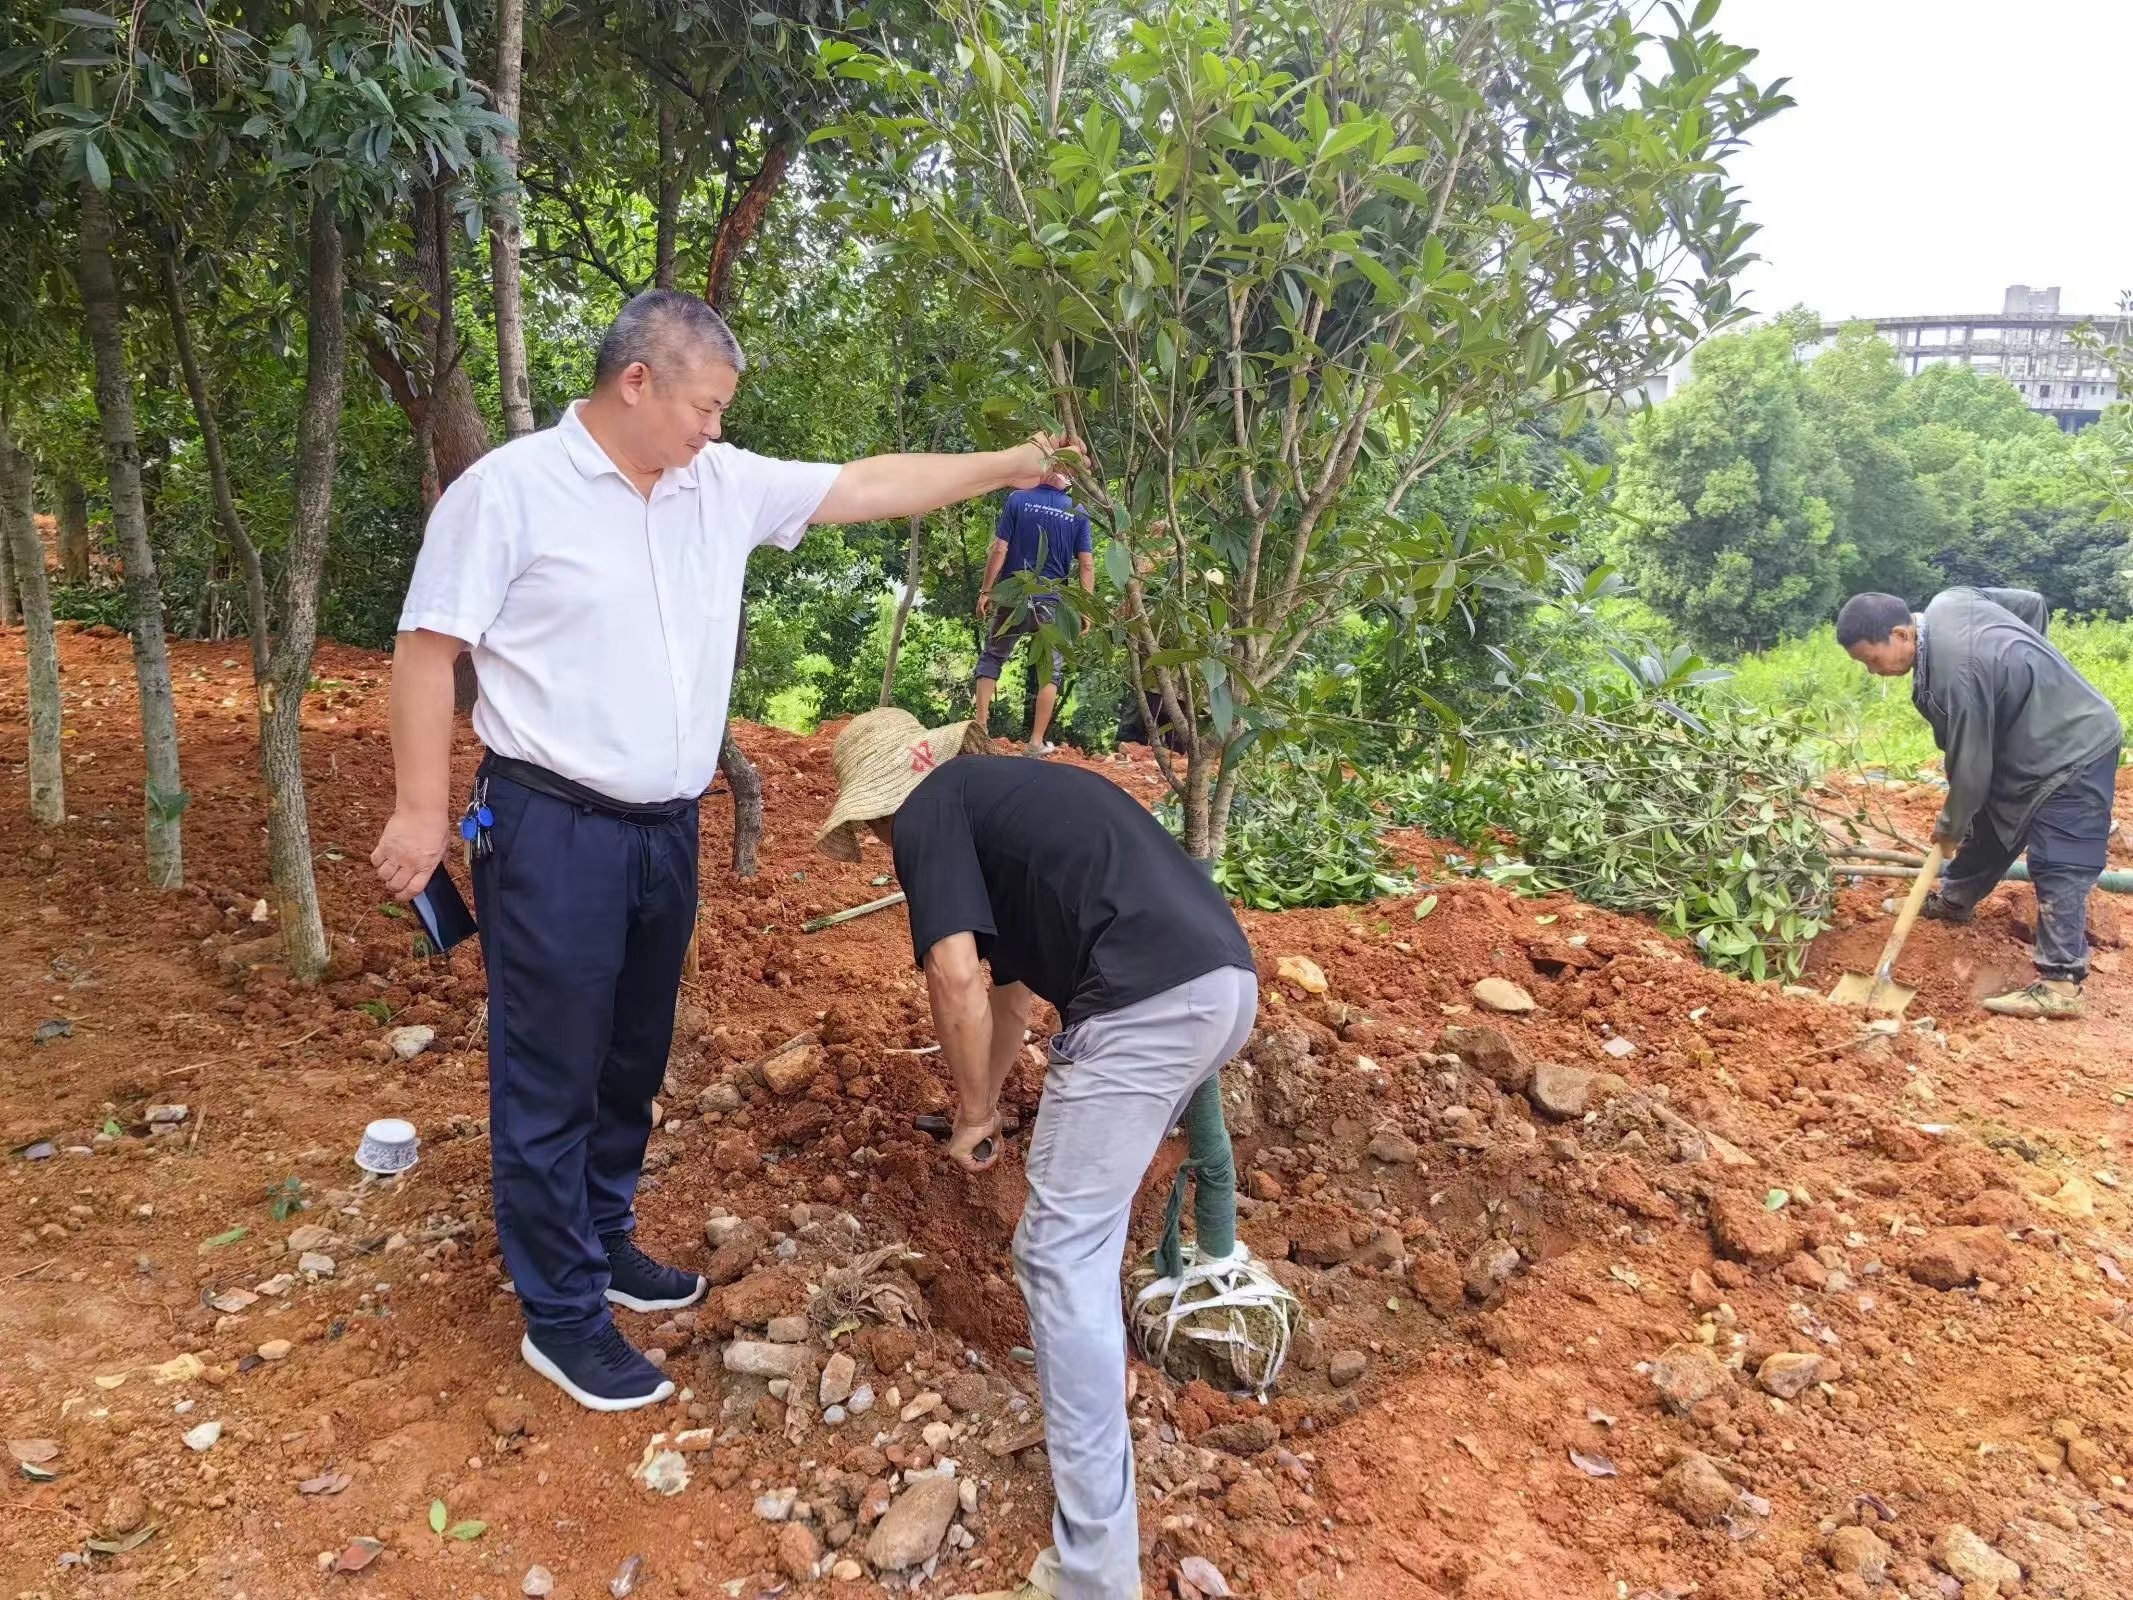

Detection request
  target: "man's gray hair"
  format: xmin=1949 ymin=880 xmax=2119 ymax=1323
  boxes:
xmin=593 ymin=289 xmax=746 ymax=387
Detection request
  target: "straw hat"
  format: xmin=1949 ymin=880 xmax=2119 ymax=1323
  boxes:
xmin=815 ymin=707 xmax=988 ymax=862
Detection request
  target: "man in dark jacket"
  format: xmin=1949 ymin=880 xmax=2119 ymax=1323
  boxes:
xmin=1838 ymin=588 xmax=2122 ymax=1018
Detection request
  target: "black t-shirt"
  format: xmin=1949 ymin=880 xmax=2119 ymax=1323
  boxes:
xmin=891 ymin=756 xmax=1256 ymax=1024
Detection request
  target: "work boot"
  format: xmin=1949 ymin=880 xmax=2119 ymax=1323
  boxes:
xmin=602 ymin=1234 xmax=707 ymax=1313
xmin=1980 ymin=980 xmax=2085 ymax=1020
xmin=520 ymin=1324 xmax=674 ymax=1411
xmin=1919 ymin=890 xmax=1974 ymax=925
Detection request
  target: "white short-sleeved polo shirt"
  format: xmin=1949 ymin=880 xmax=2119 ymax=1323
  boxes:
xmin=398 ymin=401 xmax=840 ymax=804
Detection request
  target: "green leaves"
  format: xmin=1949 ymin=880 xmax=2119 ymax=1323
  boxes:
xmin=1389 ymin=656 xmax=1833 ymax=980
xmin=429 ymin=1499 xmax=485 ymax=1540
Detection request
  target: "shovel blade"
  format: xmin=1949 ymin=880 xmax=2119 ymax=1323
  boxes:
xmin=1827 ymin=970 xmax=1917 ymax=1014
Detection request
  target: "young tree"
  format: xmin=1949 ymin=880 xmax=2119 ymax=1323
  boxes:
xmin=1612 ymin=321 xmax=1848 ymax=653
xmin=76 ymin=181 xmax=188 ymax=885
xmin=831 ymin=0 xmax=1788 ymax=855
xmin=0 ymin=418 xmax=62 ymax=824
xmin=489 ymin=0 xmax=536 ymax=440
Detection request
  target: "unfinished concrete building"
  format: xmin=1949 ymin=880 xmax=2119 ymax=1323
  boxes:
xmin=1813 ymin=285 xmax=2124 ymax=431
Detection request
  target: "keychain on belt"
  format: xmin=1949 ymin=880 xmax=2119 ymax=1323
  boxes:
xmin=460 ymin=777 xmax=494 ymax=866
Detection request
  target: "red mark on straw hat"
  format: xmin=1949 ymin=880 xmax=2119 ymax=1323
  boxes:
xmin=908 ymin=742 xmax=937 ymax=773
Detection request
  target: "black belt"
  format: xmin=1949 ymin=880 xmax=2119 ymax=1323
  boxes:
xmin=480 ymin=754 xmax=697 ymax=826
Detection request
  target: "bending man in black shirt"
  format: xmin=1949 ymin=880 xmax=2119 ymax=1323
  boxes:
xmin=1838 ymin=588 xmax=2123 ymax=1019
xmin=818 ymin=708 xmax=1259 ymax=1600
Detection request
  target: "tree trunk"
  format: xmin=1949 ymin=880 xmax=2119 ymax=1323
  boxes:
xmin=0 ymin=423 xmax=64 ymax=824
xmin=367 ymin=182 xmax=495 ymax=716
xmin=655 ymin=99 xmax=684 ymax=292
xmin=1207 ymin=750 xmax=1244 ymax=864
xmin=78 ymin=182 xmax=184 ymax=888
xmin=704 ymin=141 xmax=793 ymax=314
xmin=57 ymin=477 xmax=90 ymax=583
xmin=1180 ymin=737 xmax=1217 ymax=860
xmin=720 ymin=731 xmax=763 ymax=877
xmin=259 ymin=193 xmax=347 ymax=985
xmin=0 ymin=521 xmax=16 ymax=626
xmin=489 ymin=0 xmax=535 ymax=440
xmin=879 ymin=514 xmax=924 ymax=706
xmin=161 ymin=246 xmax=270 ymax=684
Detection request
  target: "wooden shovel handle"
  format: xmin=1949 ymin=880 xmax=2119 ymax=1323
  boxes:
xmin=1872 ymin=842 xmax=1947 ymax=978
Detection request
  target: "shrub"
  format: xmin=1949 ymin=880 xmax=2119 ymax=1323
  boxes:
xmin=1392 ymin=677 xmax=1834 ymax=979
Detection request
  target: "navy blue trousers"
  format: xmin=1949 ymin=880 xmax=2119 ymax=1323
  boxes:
xmin=1941 ymin=745 xmax=2119 ymax=983
xmin=471 ymin=773 xmax=699 ymax=1339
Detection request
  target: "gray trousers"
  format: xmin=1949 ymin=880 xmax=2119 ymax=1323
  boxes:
xmin=1011 ymin=965 xmax=1259 ymax=1600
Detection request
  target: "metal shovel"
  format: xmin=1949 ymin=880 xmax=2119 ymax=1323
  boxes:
xmin=1828 ymin=842 xmax=1946 ymax=1014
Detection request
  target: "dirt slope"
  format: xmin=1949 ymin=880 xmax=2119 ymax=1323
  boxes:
xmin=3 ymin=625 xmax=2131 ymax=1600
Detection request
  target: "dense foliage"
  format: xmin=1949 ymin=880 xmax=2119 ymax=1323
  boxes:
xmin=1390 ymin=647 xmax=1834 ymax=979
xmin=1613 ymin=318 xmax=2131 ymax=652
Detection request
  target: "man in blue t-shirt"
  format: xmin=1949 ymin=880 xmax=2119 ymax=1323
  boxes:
xmin=973 ymin=484 xmax=1094 ymax=755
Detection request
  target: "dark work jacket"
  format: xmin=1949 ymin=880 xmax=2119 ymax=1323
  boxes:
xmin=1912 ymin=587 xmax=2122 ymax=846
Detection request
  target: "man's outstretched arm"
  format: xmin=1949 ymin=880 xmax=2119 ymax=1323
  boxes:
xmin=814 ymin=434 xmax=1082 ymax=526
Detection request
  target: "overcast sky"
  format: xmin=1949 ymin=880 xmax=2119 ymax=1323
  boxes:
xmin=1712 ymin=0 xmax=2130 ymax=324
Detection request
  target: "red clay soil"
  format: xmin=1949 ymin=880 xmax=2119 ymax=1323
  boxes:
xmin=3 ymin=624 xmax=2132 ymax=1600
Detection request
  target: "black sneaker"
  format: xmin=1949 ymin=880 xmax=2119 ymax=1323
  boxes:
xmin=1920 ymin=891 xmax=1974 ymax=925
xmin=602 ymin=1234 xmax=707 ymax=1314
xmin=519 ymin=1324 xmax=674 ymax=1412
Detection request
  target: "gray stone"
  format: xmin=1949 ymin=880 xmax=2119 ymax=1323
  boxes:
xmin=1933 ymin=1524 xmax=2021 ymax=1595
xmin=698 ymin=1082 xmax=742 ymax=1114
xmin=1464 ymin=1241 xmax=1521 ymax=1302
xmin=755 ymin=1487 xmax=799 ymax=1523
xmin=285 ymin=1224 xmax=338 ymax=1254
xmin=1651 ymin=1343 xmax=1730 ymax=1413
xmin=1657 ymin=1452 xmax=1735 ymax=1526
xmin=1366 ymin=1129 xmax=1420 ymax=1165
xmin=182 ymin=1420 xmax=222 ymax=1452
xmin=1755 ymin=1352 xmax=1826 ymax=1401
xmin=522 ymin=1565 xmax=556 ymax=1597
xmin=1529 ymin=1063 xmax=1596 ymax=1120
xmin=298 ymin=1252 xmax=336 ymax=1278
xmin=145 ymin=1104 xmax=189 ymax=1126
xmin=1328 ymin=1350 xmax=1369 ymax=1388
xmin=820 ymin=1352 xmax=857 ymax=1407
xmin=1471 ymin=978 xmax=1535 ymax=1014
xmin=767 ymin=1316 xmax=810 ymax=1344
xmin=385 ymin=1024 xmax=436 ymax=1061
xmin=1441 ymin=1024 xmax=1528 ymax=1092
xmin=865 ymin=1475 xmax=962 ymax=1572
xmin=847 ymin=1383 xmax=875 ymax=1416
xmin=725 ymin=1341 xmax=808 ymax=1378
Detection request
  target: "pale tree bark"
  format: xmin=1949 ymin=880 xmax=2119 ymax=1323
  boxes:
xmin=57 ymin=477 xmax=90 ymax=583
xmin=258 ymin=193 xmax=347 ymax=984
xmin=879 ymin=515 xmax=923 ymax=706
xmin=489 ymin=0 xmax=535 ymax=440
xmin=0 ymin=420 xmax=65 ymax=824
xmin=0 ymin=522 xmax=16 ymax=626
xmin=78 ymin=182 xmax=184 ymax=887
xmin=1181 ymin=737 xmax=1217 ymax=861
xmin=161 ymin=246 xmax=270 ymax=684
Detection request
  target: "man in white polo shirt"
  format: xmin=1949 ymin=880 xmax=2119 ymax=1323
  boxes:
xmin=371 ymin=289 xmax=1079 ymax=1410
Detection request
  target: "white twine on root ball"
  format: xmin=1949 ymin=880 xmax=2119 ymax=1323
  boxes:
xmin=1128 ymin=1242 xmax=1303 ymax=1398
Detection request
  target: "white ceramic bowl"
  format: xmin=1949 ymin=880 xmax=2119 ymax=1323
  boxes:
xmin=355 ymin=1118 xmax=419 ymax=1175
